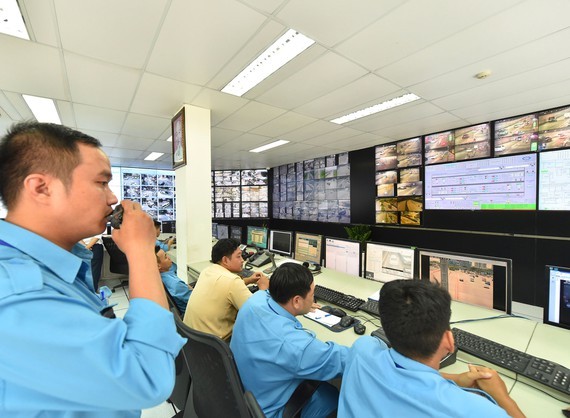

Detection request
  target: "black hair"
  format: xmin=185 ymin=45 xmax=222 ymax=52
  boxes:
xmin=269 ymin=263 xmax=313 ymax=305
xmin=379 ymin=279 xmax=451 ymax=360
xmin=153 ymin=219 xmax=161 ymax=228
xmin=0 ymin=121 xmax=101 ymax=209
xmin=211 ymin=238 xmax=241 ymax=264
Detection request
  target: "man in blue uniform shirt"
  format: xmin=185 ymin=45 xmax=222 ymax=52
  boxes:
xmin=0 ymin=122 xmax=185 ymax=417
xmin=338 ymin=279 xmax=525 ymax=418
xmin=154 ymin=220 xmax=177 ymax=274
xmin=155 ymin=246 xmax=191 ymax=316
xmin=231 ymin=263 xmax=348 ymax=418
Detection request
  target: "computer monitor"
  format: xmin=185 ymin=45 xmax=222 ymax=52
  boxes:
xmin=212 ymin=222 xmax=218 ymax=239
xmin=539 ymin=149 xmax=570 ymax=210
xmin=268 ymin=230 xmax=293 ymax=257
xmin=217 ymin=224 xmax=229 ymax=240
xmin=161 ymin=220 xmax=176 ymax=234
xmin=325 ymin=237 xmax=361 ymax=277
xmin=230 ymin=225 xmax=242 ymax=242
xmin=364 ymin=242 xmax=415 ymax=283
xmin=418 ymin=249 xmax=512 ymax=314
xmin=545 ymin=265 xmax=570 ymax=330
xmin=246 ymin=226 xmax=268 ymax=249
xmin=294 ymin=232 xmax=323 ymax=265
xmin=424 ymin=153 xmax=537 ymax=210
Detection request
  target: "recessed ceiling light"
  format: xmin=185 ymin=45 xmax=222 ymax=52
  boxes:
xmin=0 ymin=0 xmax=29 ymax=40
xmin=249 ymin=140 xmax=289 ymax=153
xmin=221 ymin=29 xmax=315 ymax=97
xmin=144 ymin=152 xmax=164 ymax=161
xmin=330 ymin=93 xmax=421 ymax=124
xmin=166 ymin=136 xmax=172 ymax=142
xmin=22 ymin=94 xmax=61 ymax=124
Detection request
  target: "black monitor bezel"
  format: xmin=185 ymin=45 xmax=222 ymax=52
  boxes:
xmin=544 ymin=265 xmax=570 ymax=330
xmin=418 ymin=248 xmax=512 ymax=314
xmin=364 ymin=241 xmax=416 ymax=283
xmin=293 ymin=231 xmax=323 ymax=265
xmin=268 ymin=229 xmax=293 ymax=257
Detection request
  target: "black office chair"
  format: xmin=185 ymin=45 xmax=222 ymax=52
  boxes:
xmin=173 ymin=316 xmax=265 ymax=418
xmin=101 ymin=236 xmax=129 ymax=292
xmin=167 ymin=308 xmax=191 ymax=418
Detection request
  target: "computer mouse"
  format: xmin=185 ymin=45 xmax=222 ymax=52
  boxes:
xmin=339 ymin=315 xmax=355 ymax=327
xmin=330 ymin=307 xmax=347 ymax=318
xmin=319 ymin=305 xmax=333 ymax=314
xmin=354 ymin=323 xmax=366 ymax=335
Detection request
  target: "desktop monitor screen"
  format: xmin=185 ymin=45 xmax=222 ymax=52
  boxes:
xmin=161 ymin=220 xmax=176 ymax=233
xmin=217 ymin=224 xmax=229 ymax=240
xmin=294 ymin=232 xmax=323 ymax=265
xmin=539 ymin=149 xmax=570 ymax=210
xmin=246 ymin=226 xmax=268 ymax=249
xmin=365 ymin=242 xmax=415 ymax=283
xmin=325 ymin=237 xmax=361 ymax=277
xmin=418 ymin=249 xmax=512 ymax=314
xmin=424 ymin=153 xmax=537 ymax=210
xmin=212 ymin=222 xmax=218 ymax=239
xmin=230 ymin=225 xmax=242 ymax=242
xmin=545 ymin=265 xmax=570 ymax=330
xmin=269 ymin=230 xmax=293 ymax=257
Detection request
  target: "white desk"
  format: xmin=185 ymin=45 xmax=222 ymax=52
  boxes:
xmin=187 ymin=257 xmax=570 ymax=417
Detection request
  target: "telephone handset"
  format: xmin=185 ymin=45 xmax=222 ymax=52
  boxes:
xmin=247 ymin=251 xmax=272 ymax=268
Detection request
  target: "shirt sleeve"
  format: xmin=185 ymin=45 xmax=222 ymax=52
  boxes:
xmin=228 ymin=276 xmax=252 ymax=310
xmin=0 ymin=291 xmax=186 ymax=411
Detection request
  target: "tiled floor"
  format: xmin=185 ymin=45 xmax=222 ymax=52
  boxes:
xmin=100 ymin=279 xmax=180 ymax=418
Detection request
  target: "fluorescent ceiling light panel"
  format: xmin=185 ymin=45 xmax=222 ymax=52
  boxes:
xmin=0 ymin=0 xmax=30 ymax=39
xmin=330 ymin=93 xmax=421 ymax=124
xmin=221 ymin=29 xmax=315 ymax=97
xmin=144 ymin=152 xmax=164 ymax=161
xmin=166 ymin=135 xmax=172 ymax=142
xmin=22 ymin=94 xmax=61 ymax=124
xmin=249 ymin=140 xmax=289 ymax=153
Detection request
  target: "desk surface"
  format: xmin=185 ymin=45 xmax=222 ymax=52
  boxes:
xmin=188 ymin=257 xmax=570 ymax=417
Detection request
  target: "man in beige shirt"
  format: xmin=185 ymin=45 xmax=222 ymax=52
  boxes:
xmin=183 ymin=238 xmax=269 ymax=341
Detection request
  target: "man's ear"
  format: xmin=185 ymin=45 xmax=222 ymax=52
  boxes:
xmin=23 ymin=173 xmax=54 ymax=203
xmin=291 ymin=295 xmax=303 ymax=311
xmin=441 ymin=329 xmax=454 ymax=353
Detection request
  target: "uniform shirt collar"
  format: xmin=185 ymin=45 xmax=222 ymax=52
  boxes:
xmin=266 ymin=292 xmax=298 ymax=323
xmin=0 ymin=220 xmax=86 ymax=284
xmin=389 ymin=348 xmax=440 ymax=374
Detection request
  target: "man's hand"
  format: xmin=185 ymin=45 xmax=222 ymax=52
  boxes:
xmin=442 ymin=364 xmax=493 ymax=388
xmin=310 ymin=302 xmax=321 ymax=312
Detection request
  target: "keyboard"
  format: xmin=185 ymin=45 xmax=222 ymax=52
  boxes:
xmin=359 ymin=299 xmax=380 ymax=316
xmin=452 ymin=328 xmax=570 ymax=401
xmin=313 ymin=285 xmax=365 ymax=312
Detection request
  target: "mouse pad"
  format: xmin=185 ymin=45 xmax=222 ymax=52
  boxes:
xmin=304 ymin=308 xmax=361 ymax=333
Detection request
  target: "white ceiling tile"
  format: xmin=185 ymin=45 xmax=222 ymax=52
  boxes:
xmin=115 ymin=135 xmax=155 ymax=151
xmin=104 ymin=147 xmax=144 ymax=159
xmin=146 ymin=140 xmax=174 ymax=154
xmin=211 ymin=127 xmax=244 ymax=147
xmin=281 ymin=120 xmax=341 ymax=142
xmin=239 ymin=0 xmax=286 ymax=14
xmin=377 ymin=112 xmax=465 ymax=139
xmin=122 ymin=113 xmax=170 ymax=139
xmin=256 ymin=52 xmax=368 ymax=109
xmin=82 ymin=129 xmax=119 ymax=147
xmin=329 ymin=132 xmax=385 ymax=151
xmin=296 ymin=74 xmax=401 ymax=119
xmin=192 ymin=89 xmax=248 ymax=125
xmin=302 ymin=126 xmax=363 ymax=146
xmin=277 ymin=0 xmax=404 ymax=47
xmin=147 ymin=0 xmax=266 ymax=85
xmin=0 ymin=36 xmax=66 ymax=98
xmin=376 ymin=0 xmax=570 ymax=86
xmin=131 ymin=73 xmax=202 ymax=118
xmin=0 ymin=91 xmax=23 ymax=120
xmin=250 ymin=111 xmax=317 ymax=137
xmin=56 ymin=100 xmax=76 ymax=127
xmin=73 ymin=104 xmax=126 ymax=132
xmin=65 ymin=53 xmax=140 ymax=111
xmin=216 ymin=101 xmax=287 ymax=131
xmin=22 ymin=0 xmax=59 ymax=46
xmin=4 ymin=92 xmax=34 ymax=120
xmin=55 ymin=0 xmax=169 ymax=68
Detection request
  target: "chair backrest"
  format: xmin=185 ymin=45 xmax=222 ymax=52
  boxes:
xmin=168 ymin=308 xmax=192 ymax=413
xmin=173 ymin=315 xmax=256 ymax=418
xmin=244 ymin=391 xmax=265 ymax=418
xmin=101 ymin=236 xmax=129 ymax=275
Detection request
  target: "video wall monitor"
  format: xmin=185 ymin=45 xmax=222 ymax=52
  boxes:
xmin=246 ymin=226 xmax=268 ymax=249
xmin=217 ymin=224 xmax=229 ymax=240
xmin=545 ymin=265 xmax=570 ymax=330
xmin=539 ymin=149 xmax=570 ymax=210
xmin=294 ymin=232 xmax=323 ymax=265
xmin=325 ymin=237 xmax=361 ymax=277
xmin=418 ymin=249 xmax=512 ymax=314
xmin=268 ymin=230 xmax=293 ymax=257
xmin=364 ymin=242 xmax=415 ymax=283
xmin=424 ymin=153 xmax=537 ymax=210
xmin=212 ymin=222 xmax=218 ymax=239
xmin=162 ymin=220 xmax=176 ymax=234
xmin=494 ymin=113 xmax=538 ymax=156
xmin=538 ymin=105 xmax=570 ymax=151
xmin=230 ymin=225 xmax=242 ymax=242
